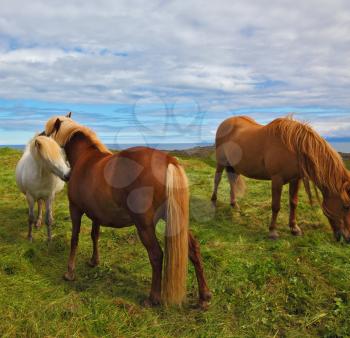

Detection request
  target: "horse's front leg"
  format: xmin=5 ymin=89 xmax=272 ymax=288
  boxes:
xmin=35 ymin=199 xmax=43 ymax=228
xmin=26 ymin=193 xmax=35 ymax=241
xmin=289 ymin=179 xmax=302 ymax=236
xmin=44 ymin=195 xmax=54 ymax=241
xmin=188 ymin=231 xmax=212 ymax=309
xmin=64 ymin=203 xmax=82 ymax=281
xmin=269 ymin=176 xmax=283 ymax=239
xmin=88 ymin=221 xmax=100 ymax=267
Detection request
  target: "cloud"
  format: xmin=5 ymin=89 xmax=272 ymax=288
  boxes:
xmin=0 ymin=0 xmax=350 ymax=143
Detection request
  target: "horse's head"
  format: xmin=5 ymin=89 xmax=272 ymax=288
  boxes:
xmin=322 ymin=181 xmax=350 ymax=242
xmin=41 ymin=112 xmax=73 ymax=142
xmin=31 ymin=136 xmax=71 ymax=182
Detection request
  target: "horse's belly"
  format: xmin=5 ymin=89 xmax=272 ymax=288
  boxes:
xmin=243 ymin=172 xmax=271 ymax=180
xmin=19 ymin=174 xmax=64 ymax=200
xmin=85 ymin=203 xmax=133 ymax=228
xmin=100 ymin=212 xmax=133 ymax=228
xmin=234 ymin=161 xmax=271 ymax=180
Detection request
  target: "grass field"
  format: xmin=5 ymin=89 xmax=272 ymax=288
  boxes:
xmin=1 ymin=147 xmax=350 ymax=337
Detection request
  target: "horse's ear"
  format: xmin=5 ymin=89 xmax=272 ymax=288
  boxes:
xmin=34 ymin=139 xmax=41 ymax=149
xmin=53 ymin=118 xmax=61 ymax=133
xmin=66 ymin=112 xmax=72 ymax=118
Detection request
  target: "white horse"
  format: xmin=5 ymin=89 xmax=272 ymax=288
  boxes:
xmin=16 ymin=135 xmax=70 ymax=241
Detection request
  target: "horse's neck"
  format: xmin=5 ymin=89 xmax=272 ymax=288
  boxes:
xmin=65 ymin=134 xmax=101 ymax=167
xmin=27 ymin=151 xmax=47 ymax=178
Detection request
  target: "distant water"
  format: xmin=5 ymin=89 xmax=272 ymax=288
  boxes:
xmin=0 ymin=143 xmax=213 ymax=151
xmin=1 ymin=142 xmax=349 ymax=153
xmin=329 ymin=142 xmax=350 ymax=153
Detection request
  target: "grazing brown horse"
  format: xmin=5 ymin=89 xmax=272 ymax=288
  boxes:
xmin=211 ymin=116 xmax=350 ymax=241
xmin=43 ymin=113 xmax=211 ymax=307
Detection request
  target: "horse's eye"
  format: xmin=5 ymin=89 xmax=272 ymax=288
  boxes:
xmin=344 ymin=205 xmax=350 ymax=212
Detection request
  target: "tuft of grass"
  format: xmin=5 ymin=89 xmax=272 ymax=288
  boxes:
xmin=1 ymin=147 xmax=350 ymax=337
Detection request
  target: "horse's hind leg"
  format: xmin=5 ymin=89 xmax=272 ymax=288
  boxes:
xmin=35 ymin=199 xmax=43 ymax=228
xmin=211 ymin=164 xmax=224 ymax=205
xmin=226 ymin=166 xmax=239 ymax=208
xmin=269 ymin=176 xmax=283 ymax=240
xmin=188 ymin=231 xmax=212 ymax=309
xmin=289 ymin=179 xmax=302 ymax=236
xmin=44 ymin=196 xmax=54 ymax=241
xmin=135 ymin=222 xmax=163 ymax=306
xmin=88 ymin=221 xmax=100 ymax=267
xmin=26 ymin=193 xmax=35 ymax=241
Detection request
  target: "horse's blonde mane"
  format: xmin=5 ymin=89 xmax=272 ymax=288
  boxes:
xmin=46 ymin=116 xmax=112 ymax=154
xmin=30 ymin=135 xmax=63 ymax=163
xmin=267 ymin=116 xmax=350 ymax=205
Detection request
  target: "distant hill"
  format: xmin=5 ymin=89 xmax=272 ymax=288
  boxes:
xmin=340 ymin=152 xmax=350 ymax=160
xmin=170 ymin=145 xmax=350 ymax=161
xmin=2 ymin=143 xmax=350 ymax=161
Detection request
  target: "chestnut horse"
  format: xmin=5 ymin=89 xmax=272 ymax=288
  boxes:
xmin=43 ymin=113 xmax=211 ymax=307
xmin=211 ymin=116 xmax=350 ymax=241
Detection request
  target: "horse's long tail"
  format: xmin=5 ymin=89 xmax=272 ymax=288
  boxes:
xmin=162 ymin=163 xmax=189 ymax=305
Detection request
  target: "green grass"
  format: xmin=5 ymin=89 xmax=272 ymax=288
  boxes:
xmin=1 ymin=147 xmax=350 ymax=337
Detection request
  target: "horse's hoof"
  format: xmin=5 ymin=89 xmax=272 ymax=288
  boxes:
xmin=334 ymin=231 xmax=342 ymax=242
xmin=291 ymin=228 xmax=302 ymax=236
xmin=27 ymin=236 xmax=33 ymax=242
xmin=142 ymin=298 xmax=160 ymax=308
xmin=63 ymin=271 xmax=75 ymax=281
xmin=269 ymin=231 xmax=279 ymax=240
xmin=35 ymin=221 xmax=42 ymax=228
xmin=230 ymin=202 xmax=240 ymax=210
xmin=198 ymin=300 xmax=210 ymax=311
xmin=87 ymin=259 xmax=99 ymax=268
xmin=201 ymin=290 xmax=212 ymax=302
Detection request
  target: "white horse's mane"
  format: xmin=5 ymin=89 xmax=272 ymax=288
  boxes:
xmin=15 ymin=135 xmax=70 ymax=241
xmin=16 ymin=135 xmax=69 ymax=196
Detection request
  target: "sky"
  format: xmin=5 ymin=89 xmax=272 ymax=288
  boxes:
xmin=0 ymin=0 xmax=349 ymax=146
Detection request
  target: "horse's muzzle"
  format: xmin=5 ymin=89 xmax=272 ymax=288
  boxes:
xmin=63 ymin=173 xmax=70 ymax=182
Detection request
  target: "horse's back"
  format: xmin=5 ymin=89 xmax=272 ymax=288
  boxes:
xmin=216 ymin=116 xmax=260 ymax=140
xmin=215 ymin=116 xmax=266 ymax=174
xmin=111 ymin=146 xmax=177 ymax=209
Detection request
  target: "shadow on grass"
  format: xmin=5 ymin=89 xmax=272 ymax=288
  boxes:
xmin=1 ymin=205 xmax=207 ymax=308
xmin=0 ymin=204 xmax=150 ymax=305
xmin=190 ymin=192 xmax=338 ymax=251
xmin=27 ymin=237 xmax=154 ymax=306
